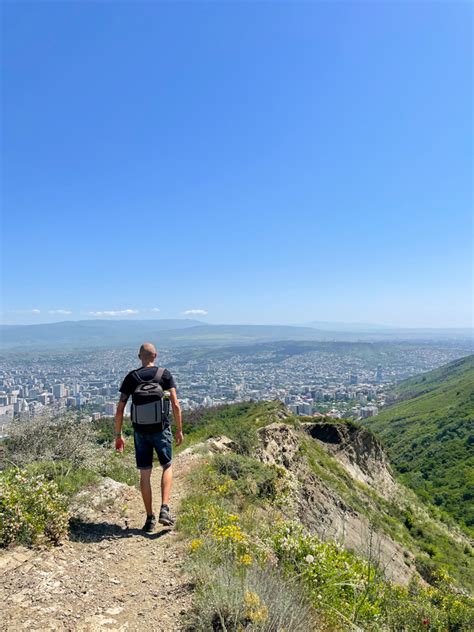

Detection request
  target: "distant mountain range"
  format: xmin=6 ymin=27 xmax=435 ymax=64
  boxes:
xmin=0 ymin=319 xmax=472 ymax=349
xmin=363 ymin=354 xmax=474 ymax=534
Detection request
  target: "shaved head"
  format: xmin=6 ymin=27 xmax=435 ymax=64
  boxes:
xmin=139 ymin=342 xmax=157 ymax=362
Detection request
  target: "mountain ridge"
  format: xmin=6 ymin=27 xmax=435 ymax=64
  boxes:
xmin=1 ymin=319 xmax=472 ymax=349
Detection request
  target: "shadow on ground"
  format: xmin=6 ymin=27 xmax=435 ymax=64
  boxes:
xmin=69 ymin=518 xmax=172 ymax=543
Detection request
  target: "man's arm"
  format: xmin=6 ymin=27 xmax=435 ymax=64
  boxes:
xmin=114 ymin=398 xmax=127 ymax=452
xmin=169 ymin=388 xmax=183 ymax=446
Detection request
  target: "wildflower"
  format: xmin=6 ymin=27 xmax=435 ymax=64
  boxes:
xmin=244 ymin=591 xmax=268 ymax=624
xmin=305 ymin=554 xmax=315 ymax=563
xmin=245 ymin=591 xmax=261 ymax=610
xmin=239 ymin=554 xmax=253 ymax=566
xmin=190 ymin=539 xmax=202 ymax=552
xmin=422 ymin=618 xmax=430 ymax=626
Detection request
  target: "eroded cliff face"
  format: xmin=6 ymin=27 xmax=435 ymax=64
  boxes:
xmin=255 ymin=422 xmax=417 ymax=586
xmin=301 ymin=422 xmax=398 ymax=497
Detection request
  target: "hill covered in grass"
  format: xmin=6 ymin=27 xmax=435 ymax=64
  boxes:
xmin=176 ymin=400 xmax=473 ymax=628
xmin=363 ymin=355 xmax=474 ymax=533
xmin=2 ymin=400 xmax=473 ymax=629
xmin=180 ymin=400 xmax=473 ymax=595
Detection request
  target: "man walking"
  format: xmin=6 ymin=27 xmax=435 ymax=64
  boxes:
xmin=114 ymin=343 xmax=183 ymax=532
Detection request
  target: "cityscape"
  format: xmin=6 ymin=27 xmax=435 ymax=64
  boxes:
xmin=0 ymin=340 xmax=470 ymax=436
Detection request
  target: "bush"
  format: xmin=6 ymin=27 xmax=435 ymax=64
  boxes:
xmin=91 ymin=417 xmax=133 ymax=444
xmin=187 ymin=553 xmax=321 ymax=631
xmin=22 ymin=460 xmax=99 ymax=498
xmin=0 ymin=469 xmax=69 ymax=547
xmin=1 ymin=413 xmax=99 ymax=470
xmin=213 ymin=453 xmax=288 ymax=503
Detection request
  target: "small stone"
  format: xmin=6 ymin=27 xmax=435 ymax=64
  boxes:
xmin=105 ymin=607 xmax=123 ymax=615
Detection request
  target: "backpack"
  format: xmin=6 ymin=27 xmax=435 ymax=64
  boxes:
xmin=130 ymin=367 xmax=169 ymax=430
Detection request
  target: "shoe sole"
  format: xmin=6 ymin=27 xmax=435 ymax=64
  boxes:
xmin=158 ymin=517 xmax=174 ymax=526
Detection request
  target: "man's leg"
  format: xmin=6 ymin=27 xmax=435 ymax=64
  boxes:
xmin=161 ymin=464 xmax=172 ymax=507
xmin=140 ymin=468 xmax=153 ymax=516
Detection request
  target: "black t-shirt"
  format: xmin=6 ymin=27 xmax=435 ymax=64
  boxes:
xmin=119 ymin=366 xmax=176 ymax=402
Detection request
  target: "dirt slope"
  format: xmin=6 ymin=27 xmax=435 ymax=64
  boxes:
xmin=0 ymin=451 xmax=201 ymax=632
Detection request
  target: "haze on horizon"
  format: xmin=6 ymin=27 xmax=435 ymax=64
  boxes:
xmin=1 ymin=2 xmax=472 ymax=329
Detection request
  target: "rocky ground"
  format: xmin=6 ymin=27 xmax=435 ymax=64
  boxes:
xmin=0 ymin=450 xmax=202 ymax=632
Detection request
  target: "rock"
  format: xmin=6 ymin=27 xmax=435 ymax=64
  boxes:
xmin=105 ymin=607 xmax=123 ymax=615
xmin=206 ymin=436 xmax=239 ymax=454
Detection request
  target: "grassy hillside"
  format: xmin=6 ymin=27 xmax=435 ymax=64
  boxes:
xmin=181 ymin=401 xmax=473 ymax=594
xmin=2 ymin=400 xmax=473 ymax=628
xmin=364 ymin=355 xmax=474 ymax=533
xmin=177 ymin=401 xmax=474 ymax=629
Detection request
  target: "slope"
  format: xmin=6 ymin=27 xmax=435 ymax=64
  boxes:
xmin=364 ymin=355 xmax=474 ymax=533
xmin=180 ymin=400 xmax=473 ymax=593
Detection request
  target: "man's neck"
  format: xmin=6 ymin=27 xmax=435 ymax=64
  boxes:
xmin=141 ymin=363 xmax=155 ymax=368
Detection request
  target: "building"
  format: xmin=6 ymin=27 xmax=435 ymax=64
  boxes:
xmin=360 ymin=405 xmax=379 ymax=418
xmin=376 ymin=365 xmax=383 ymax=383
xmin=104 ymin=402 xmax=116 ymax=416
xmin=53 ymin=384 xmax=66 ymax=399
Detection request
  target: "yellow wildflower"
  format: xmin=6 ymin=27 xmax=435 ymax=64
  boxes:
xmin=190 ymin=539 xmax=202 ymax=552
xmin=245 ymin=591 xmax=261 ymax=609
xmin=244 ymin=591 xmax=268 ymax=624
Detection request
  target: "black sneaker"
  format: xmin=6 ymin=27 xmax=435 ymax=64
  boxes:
xmin=143 ymin=514 xmax=156 ymax=533
xmin=159 ymin=504 xmax=174 ymax=526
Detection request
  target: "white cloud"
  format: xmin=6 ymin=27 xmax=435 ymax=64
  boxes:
xmin=48 ymin=309 xmax=72 ymax=315
xmin=31 ymin=309 xmax=41 ymax=315
xmin=182 ymin=309 xmax=208 ymax=316
xmin=88 ymin=309 xmax=139 ymax=317
xmin=151 ymin=307 xmax=161 ymax=312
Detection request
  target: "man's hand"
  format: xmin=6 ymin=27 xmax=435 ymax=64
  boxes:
xmin=115 ymin=435 xmax=125 ymax=453
xmin=175 ymin=430 xmax=183 ymax=447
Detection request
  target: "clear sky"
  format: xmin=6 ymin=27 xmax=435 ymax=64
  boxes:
xmin=1 ymin=1 xmax=472 ymax=327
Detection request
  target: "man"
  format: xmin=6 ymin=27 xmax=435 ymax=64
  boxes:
xmin=114 ymin=343 xmax=183 ymax=532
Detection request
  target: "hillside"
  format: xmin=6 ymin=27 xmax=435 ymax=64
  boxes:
xmin=2 ymin=401 xmax=473 ymax=630
xmin=178 ymin=401 xmax=473 ymax=593
xmin=363 ymin=355 xmax=474 ymax=533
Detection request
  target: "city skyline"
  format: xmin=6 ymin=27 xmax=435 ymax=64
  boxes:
xmin=2 ymin=2 xmax=472 ymax=328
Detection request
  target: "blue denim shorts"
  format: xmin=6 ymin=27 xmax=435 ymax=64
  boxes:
xmin=133 ymin=427 xmax=173 ymax=470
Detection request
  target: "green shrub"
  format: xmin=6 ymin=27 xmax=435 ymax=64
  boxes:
xmin=213 ymin=453 xmax=289 ymax=503
xmin=270 ymin=520 xmax=474 ymax=630
xmin=91 ymin=417 xmax=133 ymax=444
xmin=0 ymin=469 xmax=69 ymax=547
xmin=22 ymin=460 xmax=99 ymax=497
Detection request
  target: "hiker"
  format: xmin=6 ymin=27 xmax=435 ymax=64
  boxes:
xmin=114 ymin=342 xmax=183 ymax=532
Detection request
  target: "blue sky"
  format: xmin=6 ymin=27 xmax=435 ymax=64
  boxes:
xmin=1 ymin=1 xmax=472 ymax=327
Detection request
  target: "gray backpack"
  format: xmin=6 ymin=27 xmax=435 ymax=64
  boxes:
xmin=130 ymin=367 xmax=168 ymax=428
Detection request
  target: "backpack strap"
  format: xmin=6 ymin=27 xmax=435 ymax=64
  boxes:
xmin=133 ymin=367 xmax=165 ymax=385
xmin=154 ymin=367 xmax=165 ymax=383
xmin=133 ymin=370 xmax=145 ymax=383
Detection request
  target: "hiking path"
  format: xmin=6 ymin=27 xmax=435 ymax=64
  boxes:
xmin=1 ymin=450 xmax=201 ymax=632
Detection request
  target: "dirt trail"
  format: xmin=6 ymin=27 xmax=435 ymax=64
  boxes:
xmin=0 ymin=450 xmax=201 ymax=632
